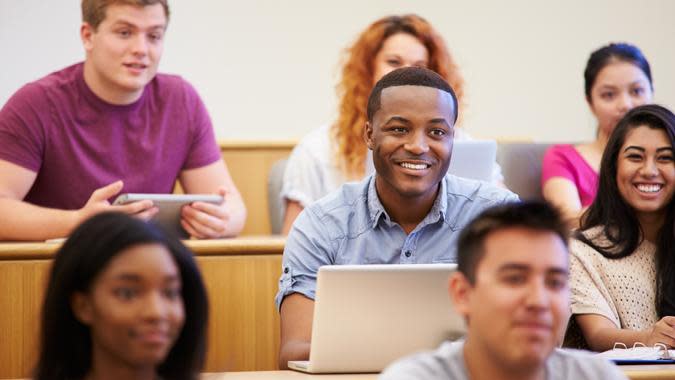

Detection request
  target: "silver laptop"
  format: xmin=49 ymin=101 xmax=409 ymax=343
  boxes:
xmin=447 ymin=140 xmax=497 ymax=182
xmin=288 ymin=264 xmax=465 ymax=373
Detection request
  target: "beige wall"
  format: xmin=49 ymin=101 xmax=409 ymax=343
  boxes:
xmin=1 ymin=0 xmax=674 ymax=143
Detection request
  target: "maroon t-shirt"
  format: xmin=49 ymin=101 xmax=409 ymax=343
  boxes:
xmin=0 ymin=63 xmax=221 ymax=210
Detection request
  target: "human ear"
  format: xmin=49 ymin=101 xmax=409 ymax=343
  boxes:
xmin=448 ymin=272 xmax=471 ymax=317
xmin=364 ymin=122 xmax=374 ymax=150
xmin=80 ymin=23 xmax=95 ymax=51
xmin=71 ymin=292 xmax=93 ymax=325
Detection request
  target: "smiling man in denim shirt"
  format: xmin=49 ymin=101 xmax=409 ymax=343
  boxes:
xmin=276 ymin=67 xmax=518 ymax=368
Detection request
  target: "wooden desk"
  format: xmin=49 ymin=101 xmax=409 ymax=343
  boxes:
xmin=622 ymin=364 xmax=675 ymax=379
xmin=5 ymin=365 xmax=675 ymax=380
xmin=202 ymin=366 xmax=675 ymax=379
xmin=0 ymin=237 xmax=285 ymax=379
xmin=203 ymin=372 xmax=377 ymax=379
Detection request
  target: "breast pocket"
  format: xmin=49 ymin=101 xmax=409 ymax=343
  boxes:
xmin=430 ymin=240 xmax=458 ymax=263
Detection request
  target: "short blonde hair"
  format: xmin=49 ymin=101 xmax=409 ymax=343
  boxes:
xmin=81 ymin=0 xmax=170 ymax=30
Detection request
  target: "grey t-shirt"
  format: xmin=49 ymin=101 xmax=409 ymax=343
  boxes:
xmin=379 ymin=341 xmax=627 ymax=380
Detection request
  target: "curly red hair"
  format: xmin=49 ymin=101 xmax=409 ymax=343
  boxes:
xmin=333 ymin=14 xmax=465 ymax=179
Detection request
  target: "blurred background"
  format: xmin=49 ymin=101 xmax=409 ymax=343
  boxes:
xmin=1 ymin=0 xmax=673 ymax=142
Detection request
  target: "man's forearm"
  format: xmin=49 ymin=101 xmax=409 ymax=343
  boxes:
xmin=278 ymin=340 xmax=311 ymax=369
xmin=0 ymin=197 xmax=80 ymax=241
xmin=224 ymin=193 xmax=247 ymax=237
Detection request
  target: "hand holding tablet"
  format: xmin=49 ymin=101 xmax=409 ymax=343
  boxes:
xmin=113 ymin=193 xmax=224 ymax=238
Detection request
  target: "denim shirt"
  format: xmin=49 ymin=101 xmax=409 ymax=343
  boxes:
xmin=275 ymin=174 xmax=518 ymax=309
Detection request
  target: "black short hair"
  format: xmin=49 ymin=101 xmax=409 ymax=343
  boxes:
xmin=35 ymin=213 xmax=208 ymax=380
xmin=457 ymin=201 xmax=568 ymax=283
xmin=366 ymin=66 xmax=458 ymax=123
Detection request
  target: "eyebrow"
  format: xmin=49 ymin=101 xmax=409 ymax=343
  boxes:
xmin=383 ymin=54 xmax=427 ymax=62
xmin=497 ymin=263 xmax=568 ymax=275
xmin=114 ymin=273 xmax=180 ymax=282
xmin=624 ymin=146 xmax=674 ymax=153
xmin=384 ymin=116 xmax=410 ymax=125
xmin=383 ymin=116 xmax=450 ymax=126
xmin=597 ymin=80 xmax=648 ymax=89
xmin=111 ymin=20 xmax=166 ymax=30
xmin=428 ymin=118 xmax=450 ymax=126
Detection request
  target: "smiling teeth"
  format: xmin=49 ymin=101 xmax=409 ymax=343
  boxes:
xmin=400 ymin=162 xmax=428 ymax=170
xmin=637 ymin=184 xmax=662 ymax=193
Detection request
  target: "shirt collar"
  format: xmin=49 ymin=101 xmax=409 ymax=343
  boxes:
xmin=366 ymin=174 xmax=448 ymax=229
xmin=367 ymin=175 xmax=387 ymax=228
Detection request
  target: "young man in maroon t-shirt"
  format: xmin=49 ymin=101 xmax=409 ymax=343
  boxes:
xmin=0 ymin=0 xmax=246 ymax=240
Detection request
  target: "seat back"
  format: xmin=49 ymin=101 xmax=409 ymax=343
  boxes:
xmin=267 ymin=158 xmax=288 ymax=234
xmin=497 ymin=142 xmax=553 ymax=201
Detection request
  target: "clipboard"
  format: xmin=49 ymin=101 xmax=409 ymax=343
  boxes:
xmin=598 ymin=342 xmax=675 ymax=365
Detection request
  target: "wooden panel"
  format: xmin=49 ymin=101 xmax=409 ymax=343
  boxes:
xmin=199 ymin=255 xmax=281 ymax=372
xmin=0 ymin=238 xmax=284 ymax=378
xmin=219 ymin=141 xmax=295 ymax=236
xmin=0 ymin=260 xmax=51 ymax=378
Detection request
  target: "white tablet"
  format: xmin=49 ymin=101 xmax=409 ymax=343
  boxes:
xmin=113 ymin=194 xmax=224 ymax=238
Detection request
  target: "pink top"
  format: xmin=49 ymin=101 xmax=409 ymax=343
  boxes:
xmin=541 ymin=144 xmax=598 ymax=207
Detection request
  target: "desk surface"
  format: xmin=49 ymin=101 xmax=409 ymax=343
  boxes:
xmin=0 ymin=235 xmax=286 ymax=260
xmin=622 ymin=364 xmax=675 ymax=379
xmin=204 ymin=372 xmax=377 ymax=379
xmin=202 ymin=366 xmax=675 ymax=380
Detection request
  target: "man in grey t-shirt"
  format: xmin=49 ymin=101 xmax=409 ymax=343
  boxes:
xmin=380 ymin=202 xmax=626 ymax=380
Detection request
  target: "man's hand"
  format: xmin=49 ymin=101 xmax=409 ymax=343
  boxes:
xmin=76 ymin=180 xmax=158 ymax=224
xmin=180 ymin=187 xmax=230 ymax=239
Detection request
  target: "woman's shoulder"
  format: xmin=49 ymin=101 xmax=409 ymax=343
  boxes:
xmin=541 ymin=144 xmax=594 ymax=182
xmin=572 ymin=226 xmax=655 ymax=260
xmin=296 ymin=124 xmax=332 ymax=147
xmin=544 ymin=144 xmax=580 ymax=160
xmin=542 ymin=145 xmax=577 ymax=172
xmin=284 ymin=124 xmax=343 ymax=196
xmin=572 ymin=225 xmax=603 ymax=243
xmin=570 ymin=226 xmax=613 ymax=256
xmin=290 ymin=124 xmax=334 ymax=160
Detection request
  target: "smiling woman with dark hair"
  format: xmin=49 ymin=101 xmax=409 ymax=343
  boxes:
xmin=566 ymin=104 xmax=675 ymax=351
xmin=34 ymin=212 xmax=208 ymax=380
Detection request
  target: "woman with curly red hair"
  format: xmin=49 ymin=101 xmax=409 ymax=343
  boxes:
xmin=280 ymin=14 xmax=502 ymax=234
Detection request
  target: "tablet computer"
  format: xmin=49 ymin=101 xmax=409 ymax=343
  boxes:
xmin=113 ymin=194 xmax=224 ymax=238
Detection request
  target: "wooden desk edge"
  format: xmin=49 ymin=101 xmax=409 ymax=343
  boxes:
xmin=203 ymin=368 xmax=673 ymax=380
xmin=218 ymin=140 xmax=297 ymax=150
xmin=622 ymin=366 xmax=675 ymax=379
xmin=0 ymin=236 xmax=286 ymax=261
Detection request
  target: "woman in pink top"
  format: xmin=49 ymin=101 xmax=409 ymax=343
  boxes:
xmin=542 ymin=43 xmax=653 ymax=227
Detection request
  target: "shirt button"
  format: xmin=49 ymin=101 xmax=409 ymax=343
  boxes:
xmin=405 ymin=251 xmax=412 ymax=258
xmin=284 ymin=267 xmax=289 ymax=274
